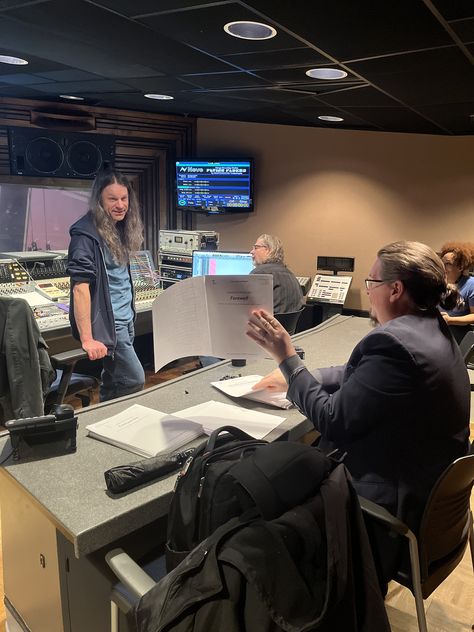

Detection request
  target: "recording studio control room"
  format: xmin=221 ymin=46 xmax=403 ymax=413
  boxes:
xmin=0 ymin=2 xmax=473 ymax=632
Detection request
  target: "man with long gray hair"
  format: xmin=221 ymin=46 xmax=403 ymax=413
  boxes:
xmin=67 ymin=168 xmax=145 ymax=401
xmin=250 ymin=234 xmax=303 ymax=314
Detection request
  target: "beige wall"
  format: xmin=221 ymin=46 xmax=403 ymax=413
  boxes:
xmin=195 ymin=119 xmax=474 ymax=310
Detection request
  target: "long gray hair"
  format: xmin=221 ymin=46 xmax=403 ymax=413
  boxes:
xmin=377 ymin=241 xmax=459 ymax=312
xmin=257 ymin=234 xmax=285 ymax=264
xmin=89 ymin=168 xmax=143 ymax=265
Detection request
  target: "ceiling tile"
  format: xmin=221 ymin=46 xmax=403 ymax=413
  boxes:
xmin=431 ymin=0 xmax=474 ymax=21
xmin=139 ymin=3 xmax=302 ymax=55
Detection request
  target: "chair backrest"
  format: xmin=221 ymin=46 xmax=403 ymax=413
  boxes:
xmin=274 ymin=308 xmax=304 ymax=335
xmin=417 ymin=454 xmax=474 ymax=595
xmin=459 ymin=330 xmax=474 ymax=366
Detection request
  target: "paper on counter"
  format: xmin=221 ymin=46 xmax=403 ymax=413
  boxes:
xmin=174 ymin=400 xmax=285 ymax=440
xmin=211 ymin=375 xmax=292 ymax=410
xmin=86 ymin=404 xmax=203 ymax=458
xmin=152 ymin=274 xmax=273 ymax=371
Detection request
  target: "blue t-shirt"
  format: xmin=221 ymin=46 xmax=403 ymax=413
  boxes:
xmin=447 ymin=275 xmax=474 ymax=317
xmin=103 ymin=246 xmax=133 ymax=324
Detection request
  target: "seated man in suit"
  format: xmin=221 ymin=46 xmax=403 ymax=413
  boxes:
xmin=250 ymin=234 xmax=303 ymax=313
xmin=247 ymin=240 xmax=470 ymax=585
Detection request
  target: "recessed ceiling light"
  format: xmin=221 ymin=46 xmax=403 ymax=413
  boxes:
xmin=306 ymin=68 xmax=348 ymax=80
xmin=144 ymin=93 xmax=174 ymax=100
xmin=59 ymin=94 xmax=85 ymax=101
xmin=0 ymin=54 xmax=28 ymax=65
xmin=224 ymin=21 xmax=277 ymax=40
xmin=318 ymin=115 xmax=344 ymax=122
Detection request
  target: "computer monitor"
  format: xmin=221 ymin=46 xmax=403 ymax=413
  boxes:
xmin=192 ymin=250 xmax=254 ymax=277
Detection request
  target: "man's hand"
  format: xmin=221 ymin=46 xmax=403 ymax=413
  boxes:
xmin=252 ymin=368 xmax=287 ymax=392
xmin=82 ymin=339 xmax=108 ymax=361
xmin=246 ymin=309 xmax=296 ymax=364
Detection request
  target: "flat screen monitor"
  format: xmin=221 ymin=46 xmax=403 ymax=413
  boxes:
xmin=192 ymin=251 xmax=254 ymax=277
xmin=175 ymin=158 xmax=253 ymax=214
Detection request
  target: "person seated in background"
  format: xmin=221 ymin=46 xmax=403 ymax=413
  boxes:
xmin=439 ymin=241 xmax=474 ymax=344
xmin=250 ymin=234 xmax=303 ymax=314
xmin=246 ymin=240 xmax=470 ymax=587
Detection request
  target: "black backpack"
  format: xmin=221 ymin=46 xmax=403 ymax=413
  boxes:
xmin=166 ymin=426 xmax=333 ymax=571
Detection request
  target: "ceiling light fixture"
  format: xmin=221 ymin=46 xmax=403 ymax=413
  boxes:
xmin=318 ymin=115 xmax=344 ymax=122
xmin=306 ymin=68 xmax=348 ymax=80
xmin=144 ymin=93 xmax=174 ymax=100
xmin=224 ymin=21 xmax=277 ymax=40
xmin=0 ymin=54 xmax=28 ymax=65
xmin=59 ymin=94 xmax=85 ymax=101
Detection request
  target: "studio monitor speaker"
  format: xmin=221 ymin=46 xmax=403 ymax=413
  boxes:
xmin=8 ymin=127 xmax=115 ymax=179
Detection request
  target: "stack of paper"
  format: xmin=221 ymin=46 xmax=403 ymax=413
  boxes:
xmin=211 ymin=375 xmax=292 ymax=410
xmin=86 ymin=404 xmax=204 ymax=457
xmin=174 ymin=400 xmax=286 ymax=440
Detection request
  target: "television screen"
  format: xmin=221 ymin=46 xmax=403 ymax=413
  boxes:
xmin=175 ymin=159 xmax=253 ymax=214
xmin=192 ymin=251 xmax=254 ymax=277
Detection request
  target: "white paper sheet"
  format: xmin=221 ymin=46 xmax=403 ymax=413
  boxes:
xmin=174 ymin=400 xmax=285 ymax=440
xmin=152 ymin=274 xmax=273 ymax=371
xmin=86 ymin=404 xmax=203 ymax=457
xmin=211 ymin=375 xmax=292 ymax=409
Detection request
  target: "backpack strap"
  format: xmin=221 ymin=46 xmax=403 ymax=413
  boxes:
xmin=231 ymin=457 xmax=281 ymax=519
xmin=231 ymin=441 xmax=333 ymax=520
xmin=204 ymin=426 xmax=260 ymax=452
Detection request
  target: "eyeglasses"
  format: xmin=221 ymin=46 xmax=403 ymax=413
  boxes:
xmin=364 ymin=278 xmax=385 ymax=290
xmin=252 ymin=244 xmax=268 ymax=249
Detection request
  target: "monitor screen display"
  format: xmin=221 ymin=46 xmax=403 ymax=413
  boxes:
xmin=175 ymin=159 xmax=253 ymax=214
xmin=192 ymin=251 xmax=254 ymax=277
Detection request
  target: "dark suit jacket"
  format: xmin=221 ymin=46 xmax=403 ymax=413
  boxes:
xmin=287 ymin=313 xmax=470 ymax=534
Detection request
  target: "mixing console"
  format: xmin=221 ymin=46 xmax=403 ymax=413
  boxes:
xmin=35 ymin=277 xmax=70 ymax=302
xmin=32 ymin=303 xmax=70 ymax=332
xmin=135 ymin=285 xmax=164 ymax=312
xmin=0 ymin=282 xmax=33 ymax=297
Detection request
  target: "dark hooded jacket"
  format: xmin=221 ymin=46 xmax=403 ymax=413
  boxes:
xmin=135 ymin=465 xmax=390 ymax=632
xmin=67 ymin=212 xmax=135 ymax=353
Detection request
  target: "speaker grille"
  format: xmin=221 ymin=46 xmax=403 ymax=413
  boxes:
xmin=8 ymin=127 xmax=115 ymax=178
xmin=25 ymin=137 xmax=64 ymax=174
xmin=67 ymin=140 xmax=102 ymax=176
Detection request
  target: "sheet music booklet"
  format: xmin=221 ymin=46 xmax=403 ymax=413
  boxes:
xmin=86 ymin=404 xmax=203 ymax=458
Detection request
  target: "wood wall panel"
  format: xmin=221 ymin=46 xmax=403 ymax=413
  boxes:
xmin=0 ymin=97 xmax=196 ymax=258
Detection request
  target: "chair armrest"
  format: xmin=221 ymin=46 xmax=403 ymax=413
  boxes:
xmin=358 ymin=495 xmax=410 ymax=537
xmin=50 ymin=348 xmax=88 ymax=367
xmin=105 ymin=548 xmax=156 ymax=599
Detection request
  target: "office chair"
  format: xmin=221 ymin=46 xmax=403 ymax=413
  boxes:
xmin=459 ymin=330 xmax=474 ymax=369
xmin=46 ymin=348 xmax=99 ymax=409
xmin=274 ymin=307 xmax=304 ymax=335
xmin=359 ymin=454 xmax=474 ymax=632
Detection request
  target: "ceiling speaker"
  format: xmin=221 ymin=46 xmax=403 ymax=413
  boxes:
xmin=8 ymin=127 xmax=115 ymax=179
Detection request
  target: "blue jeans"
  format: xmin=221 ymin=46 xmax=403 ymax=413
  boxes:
xmin=100 ymin=321 xmax=145 ymax=402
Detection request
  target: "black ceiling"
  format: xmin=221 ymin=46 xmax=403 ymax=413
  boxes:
xmin=0 ymin=0 xmax=473 ymax=135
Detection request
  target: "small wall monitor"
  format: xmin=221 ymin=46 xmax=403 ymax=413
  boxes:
xmin=317 ymin=256 xmax=355 ymax=274
xmin=192 ymin=251 xmax=254 ymax=277
xmin=175 ymin=158 xmax=253 ymax=214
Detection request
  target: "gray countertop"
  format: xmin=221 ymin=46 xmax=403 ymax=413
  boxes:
xmin=0 ymin=314 xmax=371 ymax=558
